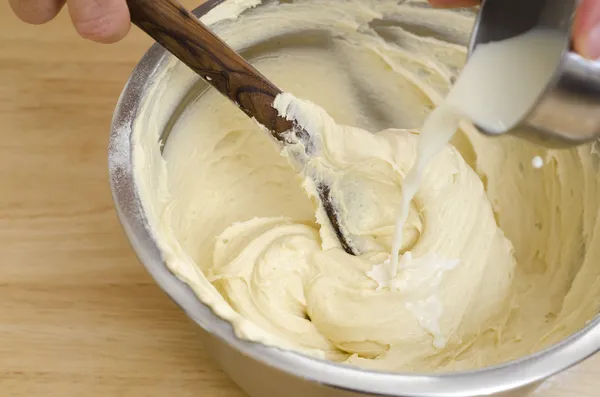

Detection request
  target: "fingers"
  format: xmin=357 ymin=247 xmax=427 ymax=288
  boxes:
xmin=9 ymin=0 xmax=66 ymax=24
xmin=573 ymin=0 xmax=600 ymax=59
xmin=429 ymin=0 xmax=479 ymax=8
xmin=66 ymin=0 xmax=130 ymax=43
xmin=10 ymin=0 xmax=131 ymax=43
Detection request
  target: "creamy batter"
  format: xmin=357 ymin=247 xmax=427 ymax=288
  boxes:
xmin=388 ymin=28 xmax=565 ymax=284
xmin=132 ymin=0 xmax=600 ymax=373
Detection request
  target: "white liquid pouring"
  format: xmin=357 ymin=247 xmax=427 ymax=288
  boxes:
xmin=389 ymin=29 xmax=566 ymax=278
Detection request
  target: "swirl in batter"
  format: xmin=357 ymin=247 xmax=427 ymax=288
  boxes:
xmin=133 ymin=0 xmax=600 ymax=372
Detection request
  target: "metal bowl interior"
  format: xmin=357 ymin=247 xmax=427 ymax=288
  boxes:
xmin=108 ymin=1 xmax=600 ymax=396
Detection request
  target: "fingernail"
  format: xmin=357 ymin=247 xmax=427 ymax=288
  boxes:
xmin=584 ymin=24 xmax=600 ymax=59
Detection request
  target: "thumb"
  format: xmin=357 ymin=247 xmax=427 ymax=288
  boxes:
xmin=573 ymin=0 xmax=600 ymax=59
xmin=67 ymin=0 xmax=130 ymax=43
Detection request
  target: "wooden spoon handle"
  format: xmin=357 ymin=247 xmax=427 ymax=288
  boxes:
xmin=126 ymin=0 xmax=358 ymax=256
xmin=126 ymin=0 xmax=293 ymax=139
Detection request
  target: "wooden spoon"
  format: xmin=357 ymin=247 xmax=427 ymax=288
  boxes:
xmin=126 ymin=0 xmax=357 ymax=255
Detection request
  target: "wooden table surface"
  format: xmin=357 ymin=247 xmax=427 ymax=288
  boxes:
xmin=0 ymin=1 xmax=598 ymax=396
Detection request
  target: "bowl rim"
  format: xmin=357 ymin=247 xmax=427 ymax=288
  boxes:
xmin=108 ymin=1 xmax=600 ymax=396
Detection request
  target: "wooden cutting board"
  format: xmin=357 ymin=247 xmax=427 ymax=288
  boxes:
xmin=0 ymin=1 xmax=597 ymax=396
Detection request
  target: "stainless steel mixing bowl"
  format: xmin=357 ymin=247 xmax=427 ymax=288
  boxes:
xmin=109 ymin=1 xmax=600 ymax=396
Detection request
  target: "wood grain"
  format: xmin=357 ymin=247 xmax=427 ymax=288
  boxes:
xmin=0 ymin=1 xmax=597 ymax=396
xmin=125 ymin=0 xmax=356 ymax=255
xmin=0 ymin=0 xmax=244 ymax=395
xmin=127 ymin=0 xmax=292 ymax=138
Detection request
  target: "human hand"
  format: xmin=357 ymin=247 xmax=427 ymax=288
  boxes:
xmin=9 ymin=0 xmax=130 ymax=43
xmin=429 ymin=0 xmax=600 ymax=59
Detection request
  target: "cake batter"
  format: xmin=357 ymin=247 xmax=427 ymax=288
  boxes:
xmin=132 ymin=0 xmax=600 ymax=373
